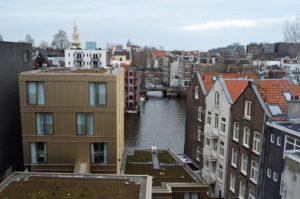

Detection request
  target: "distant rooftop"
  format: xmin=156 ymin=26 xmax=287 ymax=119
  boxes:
xmin=0 ymin=172 xmax=151 ymax=199
xmin=122 ymin=149 xmax=204 ymax=187
xmin=19 ymin=67 xmax=123 ymax=76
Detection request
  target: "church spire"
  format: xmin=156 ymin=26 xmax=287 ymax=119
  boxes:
xmin=72 ymin=19 xmax=81 ymax=49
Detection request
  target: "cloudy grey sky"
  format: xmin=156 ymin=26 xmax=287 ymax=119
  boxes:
xmin=0 ymin=0 xmax=299 ymax=50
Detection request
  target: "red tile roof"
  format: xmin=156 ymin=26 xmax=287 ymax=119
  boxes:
xmin=224 ymin=80 xmax=249 ymax=103
xmin=152 ymin=50 xmax=165 ymax=58
xmin=200 ymin=73 xmax=259 ymax=93
xmin=257 ymin=79 xmax=300 ymax=116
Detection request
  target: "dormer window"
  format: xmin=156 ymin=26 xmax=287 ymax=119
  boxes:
xmin=283 ymin=91 xmax=291 ymax=101
xmin=268 ymin=105 xmax=282 ymax=116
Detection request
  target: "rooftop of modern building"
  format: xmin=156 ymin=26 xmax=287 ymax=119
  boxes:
xmin=0 ymin=172 xmax=151 ymax=199
xmin=19 ymin=67 xmax=124 ymax=76
xmin=121 ymin=149 xmax=205 ymax=188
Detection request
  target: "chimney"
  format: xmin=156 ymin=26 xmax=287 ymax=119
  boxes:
xmin=288 ymin=96 xmax=300 ymax=119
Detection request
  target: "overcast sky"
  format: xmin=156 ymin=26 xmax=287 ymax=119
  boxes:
xmin=0 ymin=0 xmax=299 ymax=51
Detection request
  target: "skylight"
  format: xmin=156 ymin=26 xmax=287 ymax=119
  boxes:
xmin=268 ymin=105 xmax=282 ymax=116
xmin=283 ymin=92 xmax=291 ymax=101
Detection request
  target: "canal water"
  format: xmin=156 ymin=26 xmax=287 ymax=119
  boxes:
xmin=124 ymin=91 xmax=186 ymax=154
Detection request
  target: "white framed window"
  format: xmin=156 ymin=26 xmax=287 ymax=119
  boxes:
xmin=207 ymin=111 xmax=212 ymax=125
xmin=241 ymin=154 xmax=248 ymax=175
xmin=198 ymin=106 xmax=202 ymax=121
xmin=221 ymin=117 xmax=226 ymax=133
xmin=249 ymin=189 xmax=256 ymax=199
xmin=219 ymin=141 xmax=224 ymax=157
xmin=197 ymin=125 xmax=201 ymax=142
xmin=243 ymin=127 xmax=250 ymax=148
xmin=252 ymin=132 xmax=261 ymax=155
xmin=215 ymin=114 xmax=219 ymax=129
xmin=233 ymin=122 xmax=239 ymax=142
xmin=231 ymin=148 xmax=237 ymax=167
xmin=244 ymin=100 xmax=252 ymax=119
xmin=230 ymin=173 xmax=236 ymax=193
xmin=215 ymin=92 xmax=220 ymax=106
xmin=250 ymin=160 xmax=258 ymax=184
xmin=277 ymin=137 xmax=281 ymax=146
xmin=195 ymin=86 xmax=199 ymax=99
xmin=218 ymin=164 xmax=223 ymax=180
xmin=212 ymin=161 xmax=216 ymax=173
xmin=270 ymin=134 xmax=275 ymax=143
xmin=196 ymin=147 xmax=201 ymax=161
xmin=273 ymin=172 xmax=278 ymax=182
xmin=213 ymin=139 xmax=218 ymax=151
xmin=267 ymin=168 xmax=272 ymax=178
xmin=239 ymin=181 xmax=246 ymax=199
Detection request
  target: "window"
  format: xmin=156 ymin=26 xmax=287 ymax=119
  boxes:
xmin=253 ymin=132 xmax=261 ymax=154
xmin=231 ymin=148 xmax=237 ymax=167
xmin=212 ymin=161 xmax=216 ymax=173
xmin=22 ymin=50 xmax=30 ymax=62
xmin=218 ymin=164 xmax=223 ymax=180
xmin=27 ymin=82 xmax=45 ymax=105
xmin=196 ymin=147 xmax=201 ymax=161
xmin=273 ymin=172 xmax=278 ymax=182
xmin=204 ymin=158 xmax=209 ymax=168
xmin=243 ymin=127 xmax=250 ymax=148
xmin=268 ymin=105 xmax=282 ymax=116
xmin=198 ymin=106 xmax=202 ymax=121
xmin=277 ymin=137 xmax=282 ymax=146
xmin=205 ymin=136 xmax=210 ymax=147
xmin=89 ymin=82 xmax=107 ymax=105
xmin=195 ymin=86 xmax=198 ymax=99
xmin=249 ymin=189 xmax=256 ymax=199
xmin=270 ymin=134 xmax=275 ymax=143
xmin=91 ymin=143 xmax=108 ymax=164
xmin=283 ymin=91 xmax=291 ymax=101
xmin=76 ymin=113 xmax=94 ymax=135
xmin=219 ymin=141 xmax=224 ymax=157
xmin=30 ymin=142 xmax=47 ymax=163
xmin=213 ymin=139 xmax=218 ymax=151
xmin=244 ymin=101 xmax=252 ymax=118
xmin=233 ymin=122 xmax=239 ymax=141
xmin=197 ymin=125 xmax=201 ymax=141
xmin=239 ymin=181 xmax=246 ymax=199
xmin=230 ymin=173 xmax=236 ymax=193
xmin=221 ymin=117 xmax=226 ymax=133
xmin=184 ymin=192 xmax=198 ymax=199
xmin=250 ymin=161 xmax=258 ymax=183
xmin=215 ymin=92 xmax=220 ymax=106
xmin=207 ymin=111 xmax=212 ymax=125
xmin=267 ymin=168 xmax=272 ymax=178
xmin=215 ymin=114 xmax=219 ymax=129
xmin=36 ymin=113 xmax=53 ymax=135
xmin=241 ymin=154 xmax=248 ymax=175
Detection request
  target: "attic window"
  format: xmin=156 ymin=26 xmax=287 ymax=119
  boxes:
xmin=268 ymin=105 xmax=282 ymax=116
xmin=283 ymin=92 xmax=291 ymax=101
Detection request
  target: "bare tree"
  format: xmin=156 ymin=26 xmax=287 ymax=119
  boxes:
xmin=284 ymin=16 xmax=300 ymax=43
xmin=39 ymin=40 xmax=49 ymax=49
xmin=0 ymin=34 xmax=3 ymax=41
xmin=51 ymin=30 xmax=70 ymax=49
xmin=24 ymin=34 xmax=34 ymax=46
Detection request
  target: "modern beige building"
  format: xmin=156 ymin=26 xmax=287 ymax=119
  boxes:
xmin=19 ymin=67 xmax=124 ymax=174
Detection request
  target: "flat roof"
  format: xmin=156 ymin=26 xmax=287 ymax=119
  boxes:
xmin=122 ymin=149 xmax=204 ymax=187
xmin=19 ymin=67 xmax=123 ymax=76
xmin=0 ymin=172 xmax=151 ymax=199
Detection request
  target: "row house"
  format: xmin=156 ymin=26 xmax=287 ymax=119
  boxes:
xmin=19 ymin=67 xmax=124 ymax=174
xmin=184 ymin=72 xmax=259 ymax=197
xmin=226 ymin=79 xmax=300 ymax=199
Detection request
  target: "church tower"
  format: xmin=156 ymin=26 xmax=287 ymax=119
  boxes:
xmin=71 ymin=19 xmax=81 ymax=49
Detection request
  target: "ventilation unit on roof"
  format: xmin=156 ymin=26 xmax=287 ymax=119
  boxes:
xmin=291 ymin=95 xmax=299 ymax=100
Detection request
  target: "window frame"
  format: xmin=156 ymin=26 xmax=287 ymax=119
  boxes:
xmin=215 ymin=92 xmax=220 ymax=106
xmin=244 ymin=100 xmax=252 ymax=119
xmin=89 ymin=82 xmax=107 ymax=106
xmin=231 ymin=148 xmax=237 ymax=168
xmin=27 ymin=81 xmax=45 ymax=105
xmin=219 ymin=140 xmax=224 ymax=157
xmin=76 ymin=113 xmax=94 ymax=135
xmin=30 ymin=142 xmax=47 ymax=164
xmin=267 ymin=168 xmax=272 ymax=178
xmin=270 ymin=134 xmax=275 ymax=143
xmin=273 ymin=172 xmax=278 ymax=182
xmin=250 ymin=160 xmax=258 ymax=184
xmin=195 ymin=86 xmax=199 ymax=99
xmin=239 ymin=180 xmax=246 ymax=199
xmin=252 ymin=131 xmax=261 ymax=155
xmin=207 ymin=111 xmax=212 ymax=125
xmin=36 ymin=112 xmax=53 ymax=135
xmin=90 ymin=142 xmax=108 ymax=164
xmin=241 ymin=154 xmax=248 ymax=176
xmin=198 ymin=106 xmax=202 ymax=121
xmin=220 ymin=117 xmax=226 ymax=133
xmin=233 ymin=122 xmax=239 ymax=142
xmin=229 ymin=173 xmax=236 ymax=193
xmin=277 ymin=137 xmax=282 ymax=146
xmin=214 ymin=113 xmax=219 ymax=129
xmin=243 ymin=126 xmax=250 ymax=148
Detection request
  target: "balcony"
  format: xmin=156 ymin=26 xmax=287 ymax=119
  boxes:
xmin=203 ymin=147 xmax=217 ymax=161
xmin=202 ymin=168 xmax=216 ymax=184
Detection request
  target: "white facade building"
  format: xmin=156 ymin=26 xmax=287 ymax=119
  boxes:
xmin=202 ymin=78 xmax=235 ymax=197
xmin=170 ymin=57 xmax=179 ymax=87
xmin=65 ymin=49 xmax=107 ymax=68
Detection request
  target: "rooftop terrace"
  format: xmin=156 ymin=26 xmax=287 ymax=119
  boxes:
xmin=122 ymin=149 xmax=202 ymax=187
xmin=0 ymin=172 xmax=151 ymax=199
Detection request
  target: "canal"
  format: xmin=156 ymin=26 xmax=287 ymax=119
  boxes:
xmin=124 ymin=91 xmax=186 ymax=154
